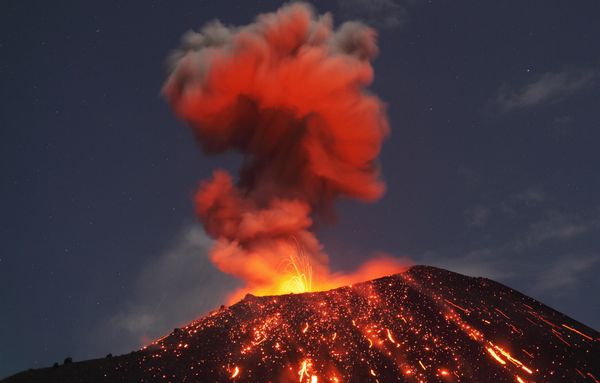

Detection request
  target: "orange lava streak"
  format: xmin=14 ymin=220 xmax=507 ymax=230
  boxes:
xmin=298 ymin=360 xmax=309 ymax=382
xmin=561 ymin=324 xmax=594 ymax=341
xmin=302 ymin=323 xmax=309 ymax=334
xmin=521 ymin=348 xmax=534 ymax=358
xmin=494 ymin=308 xmax=511 ymax=320
xmin=486 ymin=348 xmax=507 ymax=365
xmin=444 ymin=299 xmax=470 ymax=314
xmin=231 ymin=366 xmax=240 ymax=378
xmin=386 ymin=329 xmax=396 ymax=343
xmin=551 ymin=329 xmax=571 ymax=346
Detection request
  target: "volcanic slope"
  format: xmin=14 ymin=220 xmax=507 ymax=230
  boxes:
xmin=3 ymin=265 xmax=599 ymax=383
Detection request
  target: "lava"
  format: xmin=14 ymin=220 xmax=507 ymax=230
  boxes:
xmin=4 ymin=266 xmax=599 ymax=383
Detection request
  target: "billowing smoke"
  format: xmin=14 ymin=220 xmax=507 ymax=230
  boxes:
xmin=163 ymin=2 xmax=409 ymax=301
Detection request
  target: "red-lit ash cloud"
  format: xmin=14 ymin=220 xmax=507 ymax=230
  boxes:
xmin=163 ymin=2 xmax=409 ymax=300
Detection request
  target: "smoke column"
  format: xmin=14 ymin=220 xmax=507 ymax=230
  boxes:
xmin=163 ymin=2 xmax=409 ymax=301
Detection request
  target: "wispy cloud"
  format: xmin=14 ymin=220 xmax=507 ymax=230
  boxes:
xmin=93 ymin=225 xmax=238 ymax=353
xmin=518 ymin=211 xmax=590 ymax=249
xmin=447 ymin=186 xmax=599 ymax=275
xmin=464 ymin=205 xmax=491 ymax=227
xmin=533 ymin=255 xmax=599 ymax=292
xmin=492 ymin=69 xmax=597 ymax=112
xmin=336 ymin=0 xmax=422 ymax=29
xmin=417 ymin=249 xmax=514 ymax=281
xmin=511 ymin=187 xmax=548 ymax=206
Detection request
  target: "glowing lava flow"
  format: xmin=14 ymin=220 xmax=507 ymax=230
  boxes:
xmin=119 ymin=266 xmax=598 ymax=383
xmin=12 ymin=266 xmax=597 ymax=383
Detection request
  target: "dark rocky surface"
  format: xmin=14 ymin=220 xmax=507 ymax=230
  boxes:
xmin=3 ymin=265 xmax=599 ymax=382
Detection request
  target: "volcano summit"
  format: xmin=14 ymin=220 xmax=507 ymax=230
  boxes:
xmin=3 ymin=266 xmax=599 ymax=383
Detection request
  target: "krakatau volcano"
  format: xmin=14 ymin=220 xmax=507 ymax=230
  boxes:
xmin=3 ymin=266 xmax=599 ymax=383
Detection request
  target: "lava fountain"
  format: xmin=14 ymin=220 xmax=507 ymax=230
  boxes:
xmin=163 ymin=2 xmax=410 ymax=301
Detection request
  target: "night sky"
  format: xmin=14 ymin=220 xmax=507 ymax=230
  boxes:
xmin=1 ymin=0 xmax=599 ymax=378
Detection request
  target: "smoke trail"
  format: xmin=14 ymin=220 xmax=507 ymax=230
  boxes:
xmin=163 ymin=2 xmax=408 ymax=300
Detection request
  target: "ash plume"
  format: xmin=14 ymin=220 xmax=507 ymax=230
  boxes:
xmin=163 ymin=2 xmax=407 ymax=300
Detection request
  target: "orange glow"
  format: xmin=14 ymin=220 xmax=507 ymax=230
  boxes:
xmin=226 ymin=255 xmax=411 ymax=303
xmin=231 ymin=366 xmax=239 ymax=378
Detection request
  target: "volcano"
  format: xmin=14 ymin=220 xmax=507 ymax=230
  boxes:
xmin=3 ymin=265 xmax=599 ymax=383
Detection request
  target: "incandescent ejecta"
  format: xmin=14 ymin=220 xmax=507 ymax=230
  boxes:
xmin=163 ymin=2 xmax=409 ymax=300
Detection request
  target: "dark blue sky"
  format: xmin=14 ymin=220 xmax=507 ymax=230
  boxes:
xmin=1 ymin=0 xmax=599 ymax=378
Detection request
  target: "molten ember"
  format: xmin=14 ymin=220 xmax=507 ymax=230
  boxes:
xmin=163 ymin=2 xmax=410 ymax=300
